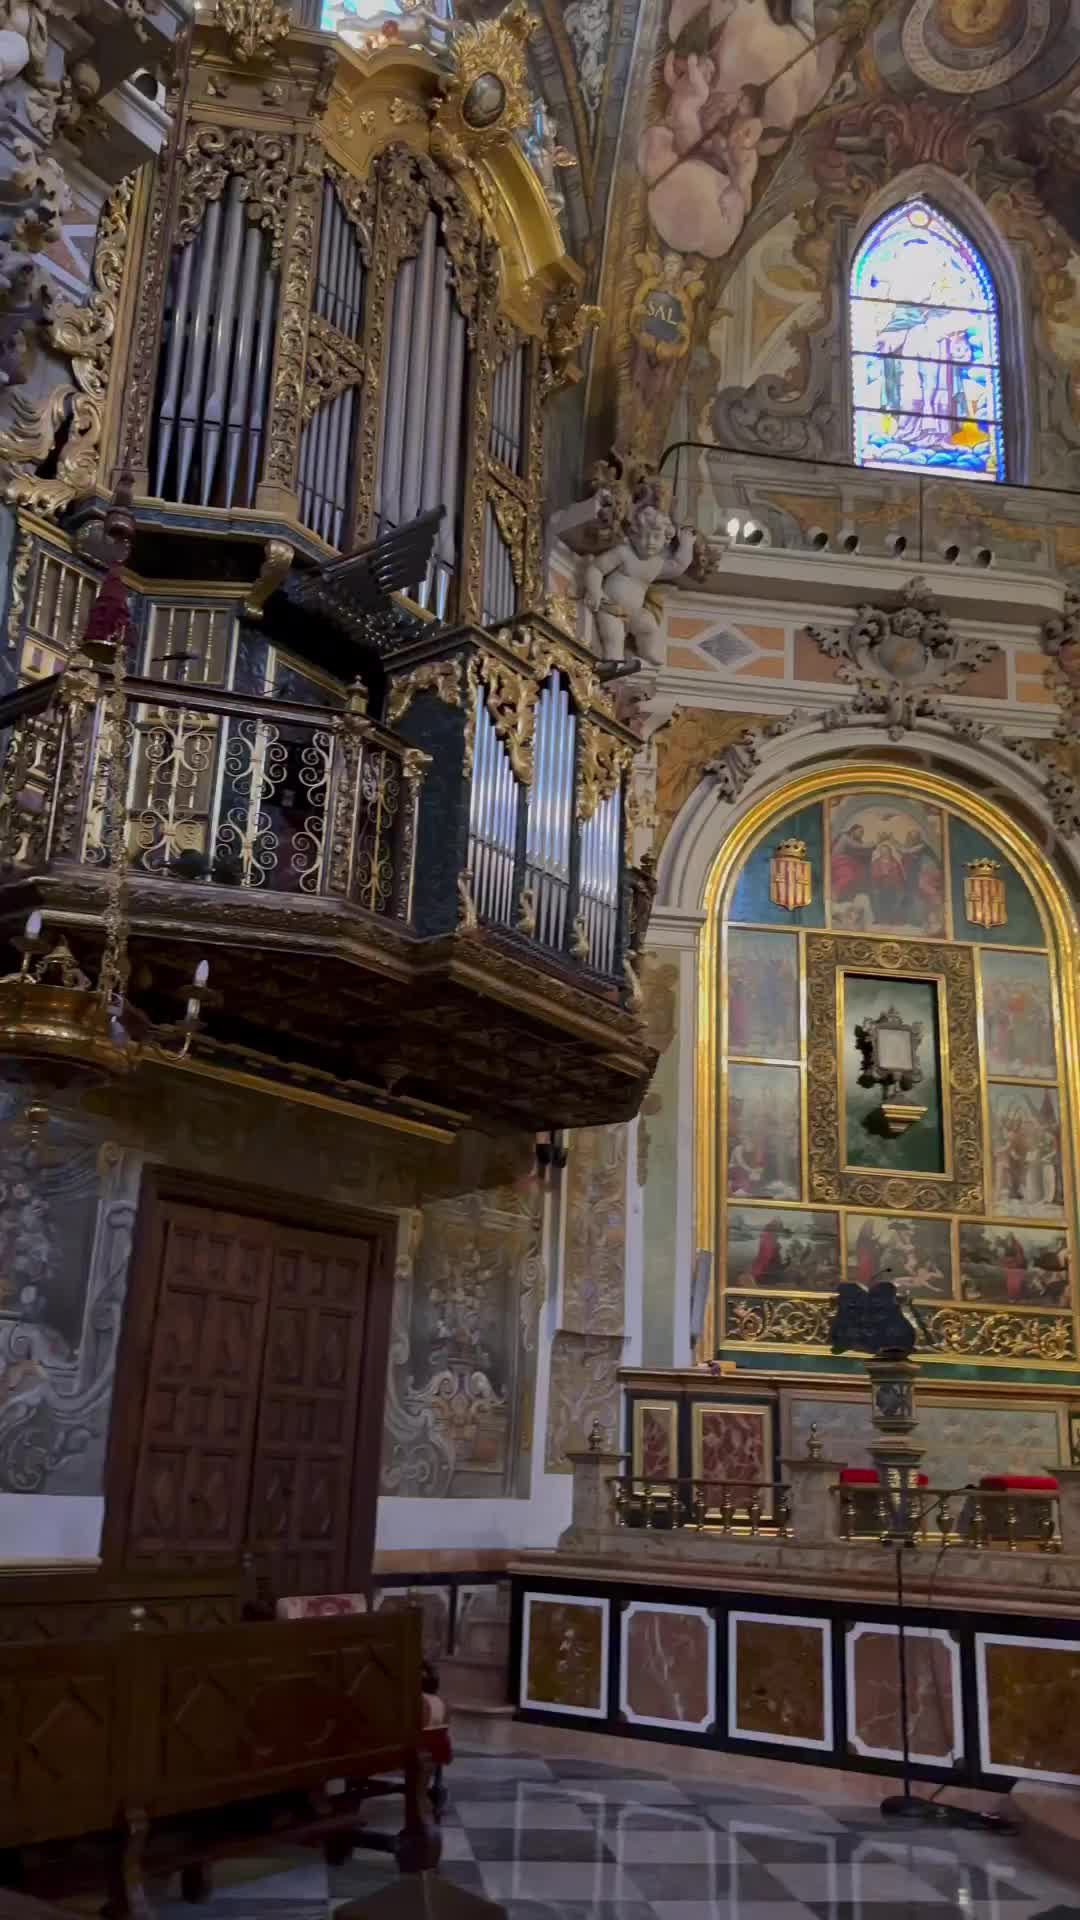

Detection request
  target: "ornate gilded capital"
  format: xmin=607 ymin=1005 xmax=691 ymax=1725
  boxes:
xmin=216 ymin=0 xmax=291 ymax=66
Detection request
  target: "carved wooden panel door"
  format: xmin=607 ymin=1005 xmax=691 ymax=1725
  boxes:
xmin=246 ymin=1231 xmax=371 ymax=1595
xmin=106 ymin=1181 xmax=392 ymax=1593
xmin=125 ymin=1203 xmax=273 ymax=1567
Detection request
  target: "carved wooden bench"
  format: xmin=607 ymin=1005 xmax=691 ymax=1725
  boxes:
xmin=0 ymin=1609 xmax=438 ymax=1915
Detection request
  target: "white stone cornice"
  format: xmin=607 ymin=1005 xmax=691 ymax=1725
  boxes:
xmin=654 ymin=670 xmax=1061 ymax=736
xmin=645 ymin=908 xmax=706 ymax=948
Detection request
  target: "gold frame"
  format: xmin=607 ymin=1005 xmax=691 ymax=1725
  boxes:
xmin=698 ymin=764 xmax=1080 ymax=1372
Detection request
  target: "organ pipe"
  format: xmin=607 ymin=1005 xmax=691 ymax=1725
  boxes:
xmin=299 ymin=179 xmax=368 ymax=544
xmin=524 ymin=675 xmax=575 ymax=952
xmin=489 ymin=340 xmax=527 ymax=476
xmin=153 ymin=179 xmax=279 ymax=509
xmin=467 ymin=687 xmax=519 ymax=926
xmin=374 ymin=211 xmax=468 ymax=609
xmin=577 ymin=786 xmax=621 ymax=974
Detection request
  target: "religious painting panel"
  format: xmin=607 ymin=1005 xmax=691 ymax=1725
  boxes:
xmin=987 ymin=1085 xmax=1065 ymax=1220
xmin=728 ymin=803 xmax=825 ymax=928
xmin=845 ymin=1213 xmax=952 ymax=1300
xmin=958 ymin=1223 xmax=1071 ymax=1307
xmin=727 ymin=1208 xmax=839 ymax=1291
xmin=620 ymin=1602 xmax=715 ymax=1732
xmin=691 ymin=1402 xmax=773 ymax=1491
xmin=632 ymin=1400 xmax=678 ymax=1480
xmin=726 ymin=929 xmax=799 ymax=1060
xmin=806 ymin=933 xmax=981 ymax=1215
xmin=521 ymin=1594 xmax=609 ymax=1719
xmin=950 ymin=818 xmax=1045 ymax=948
xmin=980 ymin=950 xmax=1056 ymax=1080
xmin=827 ymin=795 xmax=945 ymax=937
xmin=728 ymin=1612 xmax=833 ymax=1750
xmin=842 ymin=973 xmax=946 ymax=1176
xmin=977 ymin=1634 xmax=1080 ymax=1784
xmin=846 ymin=1624 xmax=961 ymax=1765
xmin=727 ymin=1064 xmax=801 ymax=1202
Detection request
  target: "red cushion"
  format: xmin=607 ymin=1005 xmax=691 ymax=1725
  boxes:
xmin=979 ymin=1474 xmax=1058 ymax=1491
xmin=839 ymin=1468 xmax=928 ymax=1486
xmin=422 ymin=1728 xmax=453 ymax=1767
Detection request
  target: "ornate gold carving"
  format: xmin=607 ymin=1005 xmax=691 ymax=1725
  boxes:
xmin=1 ymin=177 xmax=133 ymax=515
xmin=242 ymin=538 xmax=294 ymax=619
xmin=543 ymin=593 xmax=577 ymax=639
xmin=431 ymin=0 xmax=535 ymax=163
xmin=322 ymin=163 xmax=374 ymax=255
xmin=262 ymin=140 xmax=322 ymax=495
xmin=216 ymin=0 xmax=291 ymax=65
xmin=479 ymin=652 xmax=535 ymax=783
xmin=577 ymin=718 xmax=632 ymax=822
xmin=538 ymin=287 xmax=602 ymax=399
xmin=3 ymin=524 xmax=32 ymax=663
xmin=119 ymin=153 xmax=171 ymax=479
xmin=489 ymin=484 xmax=526 ymax=587
xmin=302 ymin=314 xmax=365 ymax=424
xmin=517 ymin=883 xmax=537 ymax=936
xmin=390 ymin=97 xmax=430 ymax=127
xmin=177 ymin=127 xmax=292 ymax=263
xmin=386 ymin=659 xmax=463 ymax=727
xmin=805 ymin=932 xmax=983 ymax=1214
xmin=725 ymin=1293 xmax=1075 ymax=1363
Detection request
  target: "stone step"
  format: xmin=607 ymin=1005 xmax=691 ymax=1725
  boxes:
xmin=1011 ymin=1787 xmax=1080 ymax=1887
xmin=440 ymin=1651 xmax=511 ymax=1709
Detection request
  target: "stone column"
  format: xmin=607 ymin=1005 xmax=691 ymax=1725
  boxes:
xmin=782 ymin=1456 xmax=845 ymax=1543
xmin=560 ymin=1449 xmax=627 ymax=1544
xmin=1049 ymin=1465 xmax=1080 ymax=1555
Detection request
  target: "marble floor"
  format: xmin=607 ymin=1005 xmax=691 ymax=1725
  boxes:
xmin=153 ymin=1754 xmax=1080 ymax=1920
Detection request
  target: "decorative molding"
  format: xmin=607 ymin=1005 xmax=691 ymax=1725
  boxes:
xmin=805 ymin=578 xmax=999 ymax=740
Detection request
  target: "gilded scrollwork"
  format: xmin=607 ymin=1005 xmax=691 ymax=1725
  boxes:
xmin=0 ymin=176 xmax=133 ymax=513
xmin=577 ymin=718 xmax=632 ymax=822
xmin=489 ymin=483 xmax=526 ymax=587
xmin=322 ymin=161 xmax=374 ymax=257
xmin=805 ymin=931 xmax=984 ymax=1214
xmin=302 ymin=313 xmax=365 ymax=424
xmin=176 ymin=126 xmax=292 ymax=263
xmin=262 ymin=140 xmax=321 ymax=495
xmin=119 ymin=153 xmax=171 ymax=478
xmin=725 ymin=1292 xmax=1075 ymax=1363
xmin=386 ymin=658 xmax=463 ymax=727
xmin=216 ymin=0 xmax=291 ymax=66
xmin=479 ymin=651 xmax=536 ymax=783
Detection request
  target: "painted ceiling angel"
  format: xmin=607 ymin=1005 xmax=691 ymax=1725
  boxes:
xmin=638 ymin=0 xmax=853 ymax=259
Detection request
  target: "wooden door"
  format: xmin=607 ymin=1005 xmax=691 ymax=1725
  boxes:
xmin=123 ymin=1203 xmax=273 ymax=1567
xmin=104 ymin=1174 xmax=395 ymax=1593
xmin=246 ymin=1230 xmax=371 ymax=1595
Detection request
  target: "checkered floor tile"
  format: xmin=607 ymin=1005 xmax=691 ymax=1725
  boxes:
xmin=150 ymin=1751 xmax=1080 ymax=1920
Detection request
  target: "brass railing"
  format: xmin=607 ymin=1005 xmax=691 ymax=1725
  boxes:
xmin=608 ymin=1475 xmax=792 ymax=1538
xmin=0 ymin=672 xmax=425 ymax=919
xmin=832 ymin=1483 xmax=1061 ymax=1552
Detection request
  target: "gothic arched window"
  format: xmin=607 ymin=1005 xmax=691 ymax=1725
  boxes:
xmin=850 ymin=200 xmax=1005 ymax=482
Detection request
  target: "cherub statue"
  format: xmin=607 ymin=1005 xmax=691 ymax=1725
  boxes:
xmin=582 ymin=495 xmax=697 ymax=666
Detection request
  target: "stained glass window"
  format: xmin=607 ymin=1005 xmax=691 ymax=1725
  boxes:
xmin=850 ymin=200 xmax=1005 ymax=482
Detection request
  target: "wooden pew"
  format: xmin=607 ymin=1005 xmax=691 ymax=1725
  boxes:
xmin=0 ymin=1609 xmax=436 ymax=1915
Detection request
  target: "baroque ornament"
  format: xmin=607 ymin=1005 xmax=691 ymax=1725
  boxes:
xmin=216 ymin=0 xmax=290 ymax=66
xmin=806 ymin=578 xmax=998 ymax=740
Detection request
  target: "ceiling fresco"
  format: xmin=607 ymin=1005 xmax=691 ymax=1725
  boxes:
xmin=539 ymin=0 xmax=1080 ymax=477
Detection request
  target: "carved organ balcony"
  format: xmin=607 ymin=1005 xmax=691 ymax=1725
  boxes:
xmin=0 ymin=5 xmax=655 ymax=1134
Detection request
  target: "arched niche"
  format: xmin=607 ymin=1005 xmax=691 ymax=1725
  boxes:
xmin=690 ymin=759 xmax=1080 ymax=1379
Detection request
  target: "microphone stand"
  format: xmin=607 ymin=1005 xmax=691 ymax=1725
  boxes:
xmin=879 ymin=1492 xmax=1012 ymax=1832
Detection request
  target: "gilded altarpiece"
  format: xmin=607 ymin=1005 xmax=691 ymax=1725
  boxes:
xmin=711 ymin=774 xmax=1080 ymax=1375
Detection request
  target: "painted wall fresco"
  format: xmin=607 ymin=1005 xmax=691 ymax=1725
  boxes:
xmin=382 ymin=1183 xmax=544 ymax=1499
xmin=546 ymin=1121 xmax=628 ymax=1470
xmin=0 ymin=1066 xmax=532 ymax=1505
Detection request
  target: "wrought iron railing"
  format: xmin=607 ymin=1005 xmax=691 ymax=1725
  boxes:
xmin=608 ymin=1475 xmax=792 ymax=1538
xmin=0 ymin=671 xmax=424 ymax=918
xmin=832 ymin=1483 xmax=1061 ymax=1553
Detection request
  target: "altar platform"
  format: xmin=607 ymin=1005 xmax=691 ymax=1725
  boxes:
xmin=506 ymin=1414 xmax=1080 ymax=1798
